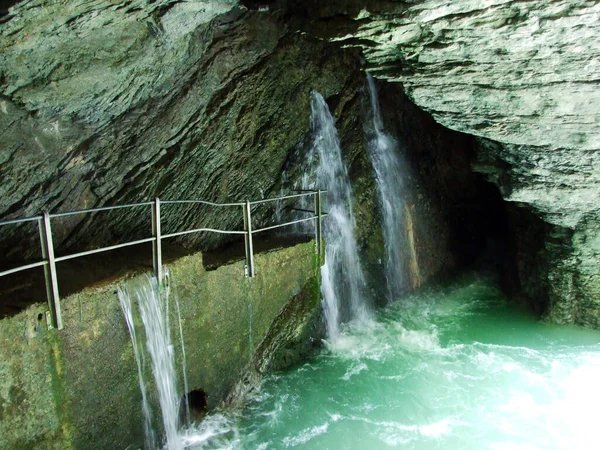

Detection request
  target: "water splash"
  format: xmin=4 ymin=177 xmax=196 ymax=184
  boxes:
xmin=365 ymin=73 xmax=407 ymax=302
xmin=305 ymin=91 xmax=371 ymax=341
xmin=178 ymin=413 xmax=238 ymax=449
xmin=194 ymin=278 xmax=600 ymax=450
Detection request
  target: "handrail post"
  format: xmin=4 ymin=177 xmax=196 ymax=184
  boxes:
xmin=243 ymin=200 xmax=255 ymax=277
xmin=152 ymin=198 xmax=163 ymax=286
xmin=315 ymin=190 xmax=324 ymax=265
xmin=39 ymin=213 xmax=63 ymax=330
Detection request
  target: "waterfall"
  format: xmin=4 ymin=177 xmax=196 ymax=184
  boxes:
xmin=365 ymin=73 xmax=406 ymax=302
xmin=305 ymin=91 xmax=371 ymax=341
xmin=118 ymin=284 xmax=157 ymax=450
xmin=274 ymin=170 xmax=287 ymax=224
xmin=118 ymin=270 xmax=189 ymax=450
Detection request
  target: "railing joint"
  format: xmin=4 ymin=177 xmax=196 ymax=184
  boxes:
xmin=243 ymin=200 xmax=255 ymax=278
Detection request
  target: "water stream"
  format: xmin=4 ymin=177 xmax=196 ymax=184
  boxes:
xmin=120 ymin=87 xmax=600 ymax=448
xmin=303 ymin=91 xmax=371 ymax=341
xmin=119 ymin=280 xmax=157 ymax=450
xmin=184 ymin=276 xmax=600 ymax=449
xmin=365 ymin=73 xmax=407 ymax=302
xmin=118 ymin=271 xmax=190 ymax=450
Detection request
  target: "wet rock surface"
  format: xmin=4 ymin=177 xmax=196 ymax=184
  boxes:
xmin=308 ymin=0 xmax=600 ymax=151
xmin=287 ymin=0 xmax=600 ymax=325
xmin=0 ymin=0 xmax=359 ymax=261
xmin=0 ymin=241 xmax=320 ymax=449
xmin=1 ymin=0 xmax=599 ymax=325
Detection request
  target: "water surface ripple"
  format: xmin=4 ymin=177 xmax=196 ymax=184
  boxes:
xmin=188 ymin=278 xmax=600 ymax=449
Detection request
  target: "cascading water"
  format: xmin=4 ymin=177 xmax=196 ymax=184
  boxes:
xmin=140 ymin=88 xmax=600 ymax=450
xmin=365 ymin=73 xmax=407 ymax=302
xmin=119 ymin=284 xmax=157 ymax=450
xmin=304 ymin=91 xmax=371 ymax=341
xmin=158 ymin=86 xmax=600 ymax=450
xmin=118 ymin=270 xmax=189 ymax=450
xmin=274 ymin=170 xmax=287 ymax=224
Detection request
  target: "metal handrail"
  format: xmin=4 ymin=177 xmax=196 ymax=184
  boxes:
xmin=0 ymin=260 xmax=48 ymax=278
xmin=54 ymin=237 xmax=157 ymax=263
xmin=249 ymin=192 xmax=316 ymax=205
xmin=253 ymin=215 xmax=327 ymax=234
xmin=0 ymin=190 xmax=327 ymax=331
xmin=0 ymin=216 xmax=43 ymax=227
xmin=163 ymin=228 xmax=247 ymax=239
xmin=49 ymin=202 xmax=153 ymax=218
xmin=161 ymin=200 xmax=245 ymax=207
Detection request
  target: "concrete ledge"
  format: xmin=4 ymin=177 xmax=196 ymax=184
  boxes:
xmin=0 ymin=240 xmax=320 ymax=449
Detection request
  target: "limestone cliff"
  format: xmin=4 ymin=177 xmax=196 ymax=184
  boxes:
xmin=292 ymin=0 xmax=600 ymax=326
xmin=2 ymin=0 xmax=600 ymax=327
xmin=0 ymin=0 xmax=360 ymax=260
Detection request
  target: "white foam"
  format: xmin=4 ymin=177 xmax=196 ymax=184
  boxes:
xmin=489 ymin=442 xmax=541 ymax=450
xmin=178 ymin=413 xmax=235 ymax=449
xmin=325 ymin=332 xmax=392 ymax=361
xmin=341 ymin=362 xmax=369 ymax=381
xmin=328 ymin=413 xmax=343 ymax=422
xmin=395 ymin=325 xmax=441 ymax=351
xmin=418 ymin=419 xmax=453 ymax=437
xmin=282 ymin=423 xmax=329 ymax=447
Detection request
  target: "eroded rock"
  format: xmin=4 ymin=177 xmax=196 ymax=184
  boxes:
xmin=2 ymin=0 xmax=599 ymax=326
xmin=0 ymin=0 xmax=360 ymax=262
xmin=304 ymin=0 xmax=600 ymax=326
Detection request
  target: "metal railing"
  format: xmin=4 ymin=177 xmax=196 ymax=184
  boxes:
xmin=0 ymin=190 xmax=327 ymax=331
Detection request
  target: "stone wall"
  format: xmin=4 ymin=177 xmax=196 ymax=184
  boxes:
xmin=0 ymin=241 xmax=320 ymax=449
xmin=3 ymin=0 xmax=597 ymax=326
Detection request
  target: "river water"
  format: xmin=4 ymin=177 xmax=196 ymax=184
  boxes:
xmin=187 ymin=276 xmax=600 ymax=449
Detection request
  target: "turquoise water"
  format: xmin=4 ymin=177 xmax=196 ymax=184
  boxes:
xmin=186 ymin=278 xmax=600 ymax=449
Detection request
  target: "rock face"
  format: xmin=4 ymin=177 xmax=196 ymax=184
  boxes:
xmin=2 ymin=0 xmax=599 ymax=327
xmin=0 ymin=0 xmax=360 ymax=261
xmin=0 ymin=241 xmax=321 ymax=449
xmin=0 ymin=0 xmax=462 ymax=317
xmin=302 ymin=0 xmax=600 ymax=326
xmin=327 ymin=1 xmax=599 ymax=151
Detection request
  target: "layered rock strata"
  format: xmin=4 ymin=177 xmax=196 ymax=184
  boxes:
xmin=2 ymin=0 xmax=599 ymax=326
xmin=0 ymin=0 xmax=360 ymax=261
xmin=313 ymin=0 xmax=600 ymax=325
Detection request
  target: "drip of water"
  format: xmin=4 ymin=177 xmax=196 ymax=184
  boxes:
xmin=306 ymin=91 xmax=371 ymax=341
xmin=292 ymin=154 xmax=316 ymax=235
xmin=119 ymin=271 xmax=189 ymax=450
xmin=365 ymin=73 xmax=406 ymax=302
xmin=275 ymin=170 xmax=287 ymax=224
xmin=171 ymin=273 xmax=191 ymax=427
xmin=138 ymin=274 xmax=181 ymax=449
